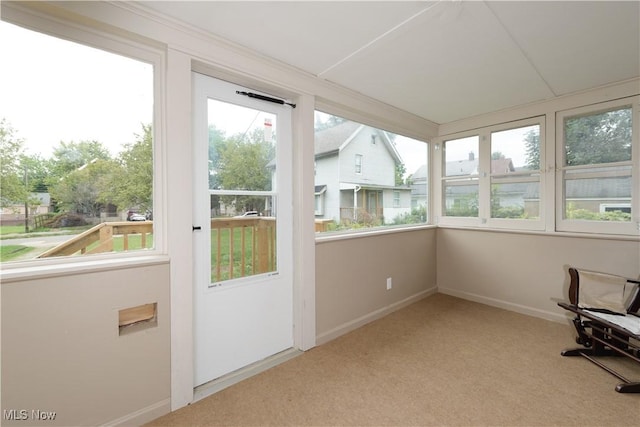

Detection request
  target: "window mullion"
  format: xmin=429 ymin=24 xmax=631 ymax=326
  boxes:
xmin=478 ymin=132 xmax=491 ymax=223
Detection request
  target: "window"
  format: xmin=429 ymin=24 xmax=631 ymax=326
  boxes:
xmin=0 ymin=21 xmax=156 ymax=264
xmin=355 ymin=154 xmax=363 ymax=174
xmin=442 ymin=135 xmax=479 ymax=218
xmin=314 ymin=185 xmax=326 ymax=216
xmin=393 ymin=191 xmax=401 ymax=208
xmin=490 ymin=124 xmax=541 ymax=221
xmin=557 ymin=98 xmax=638 ymax=235
xmin=314 ymin=111 xmax=428 ymax=233
xmin=438 ymin=118 xmax=544 ymax=229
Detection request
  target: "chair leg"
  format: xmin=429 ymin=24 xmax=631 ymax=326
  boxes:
xmin=615 ymin=382 xmax=640 ymax=393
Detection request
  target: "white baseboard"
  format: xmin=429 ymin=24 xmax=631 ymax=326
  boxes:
xmin=316 ymin=286 xmax=438 ymax=345
xmin=102 ymin=398 xmax=171 ymax=427
xmin=437 ymin=286 xmax=568 ymax=324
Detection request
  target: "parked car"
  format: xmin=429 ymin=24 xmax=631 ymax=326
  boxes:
xmin=234 ymin=211 xmax=259 ymax=217
xmin=128 ymin=213 xmax=147 ymax=221
xmin=127 ymin=210 xmax=147 ymax=221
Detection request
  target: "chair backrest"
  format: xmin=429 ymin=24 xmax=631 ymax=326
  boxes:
xmin=568 ymin=267 xmax=640 ymax=315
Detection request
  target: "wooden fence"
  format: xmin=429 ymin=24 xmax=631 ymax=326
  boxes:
xmin=37 ymin=221 xmax=153 ymax=258
xmin=210 ymin=217 xmax=276 ymax=282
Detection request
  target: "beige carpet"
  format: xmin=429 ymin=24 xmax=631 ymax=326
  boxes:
xmin=147 ymin=293 xmax=639 ymax=426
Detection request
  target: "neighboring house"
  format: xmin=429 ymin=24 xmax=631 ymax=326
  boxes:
xmin=314 ymin=121 xmax=411 ymax=225
xmin=409 ymin=164 xmax=428 ymax=210
xmin=523 ymin=175 xmax=631 ymax=217
xmin=445 ymin=155 xmax=630 ymax=217
xmin=0 ymin=192 xmax=51 ymax=225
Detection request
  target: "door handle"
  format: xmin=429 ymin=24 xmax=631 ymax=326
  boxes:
xmin=192 ymin=226 xmax=202 ymax=231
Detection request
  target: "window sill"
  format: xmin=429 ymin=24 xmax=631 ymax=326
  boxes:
xmin=315 ymin=222 xmax=639 ymax=244
xmin=436 ymin=224 xmax=640 ymax=242
xmin=0 ymin=254 xmax=170 ymax=284
xmin=315 ymin=224 xmax=437 ymax=243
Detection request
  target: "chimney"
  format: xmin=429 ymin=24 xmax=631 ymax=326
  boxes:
xmin=468 ymin=152 xmax=475 ymax=161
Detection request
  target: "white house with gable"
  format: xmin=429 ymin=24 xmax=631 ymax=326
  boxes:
xmin=314 ymin=121 xmax=411 ymax=226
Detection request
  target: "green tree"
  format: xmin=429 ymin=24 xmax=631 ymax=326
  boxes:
xmin=524 ymin=128 xmax=540 ymax=170
xmin=0 ymin=119 xmax=27 ymax=207
xmin=217 ymin=128 xmax=275 ymax=213
xmin=208 ymin=124 xmax=228 ymax=190
xmin=395 ymin=162 xmax=407 ymax=186
xmin=564 ymin=108 xmax=631 ymax=166
xmin=51 ymin=158 xmax=116 ymax=217
xmin=21 ymin=153 xmax=50 ymax=193
xmin=47 ymin=140 xmax=113 ymax=215
xmin=100 ymin=124 xmax=153 ymax=212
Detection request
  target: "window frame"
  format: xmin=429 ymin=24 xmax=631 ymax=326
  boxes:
xmin=436 ymin=117 xmax=545 ymax=231
xmin=555 ymin=97 xmax=639 ymax=236
xmin=485 ymin=118 xmax=545 ymax=231
xmin=0 ymin=10 xmax=165 ymax=271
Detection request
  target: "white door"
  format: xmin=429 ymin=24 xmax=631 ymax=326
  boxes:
xmin=192 ymin=73 xmax=293 ymax=386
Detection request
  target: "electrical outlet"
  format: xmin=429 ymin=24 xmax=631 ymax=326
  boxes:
xmin=386 ymin=277 xmax=392 ymax=290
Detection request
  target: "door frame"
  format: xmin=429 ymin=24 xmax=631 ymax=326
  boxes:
xmin=167 ymin=58 xmax=316 ymax=409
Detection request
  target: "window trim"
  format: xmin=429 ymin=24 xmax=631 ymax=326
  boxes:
xmin=0 ymin=8 xmax=166 ymax=271
xmin=555 ymin=97 xmax=639 ymax=236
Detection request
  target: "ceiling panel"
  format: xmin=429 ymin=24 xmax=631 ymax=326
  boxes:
xmin=138 ymin=1 xmax=640 ymax=125
xmin=321 ymin=1 xmax=555 ymax=123
xmin=144 ymin=1 xmax=433 ymax=74
xmin=488 ymin=1 xmax=640 ymax=96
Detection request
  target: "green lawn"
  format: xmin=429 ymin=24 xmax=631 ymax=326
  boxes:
xmin=211 ymin=228 xmax=256 ymax=281
xmin=0 ymin=225 xmax=30 ymax=236
xmin=0 ymin=245 xmax=34 ymax=262
xmin=85 ymin=233 xmax=154 ymax=253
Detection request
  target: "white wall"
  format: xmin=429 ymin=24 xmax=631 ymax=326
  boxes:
xmin=2 ymin=261 xmax=171 ymax=426
xmin=316 ymin=228 xmax=438 ymax=343
xmin=437 ymin=228 xmax=640 ymax=321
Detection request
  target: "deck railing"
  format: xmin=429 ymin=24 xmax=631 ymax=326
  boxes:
xmin=37 ymin=221 xmax=153 ymax=258
xmin=210 ymin=217 xmax=276 ymax=282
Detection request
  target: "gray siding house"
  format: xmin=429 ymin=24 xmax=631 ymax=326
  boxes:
xmin=314 ymin=121 xmax=411 ymax=226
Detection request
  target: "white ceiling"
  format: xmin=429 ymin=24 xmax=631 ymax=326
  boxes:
xmin=141 ymin=1 xmax=640 ymax=125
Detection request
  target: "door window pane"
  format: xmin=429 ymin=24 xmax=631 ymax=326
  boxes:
xmin=207 ymin=99 xmax=277 ymax=283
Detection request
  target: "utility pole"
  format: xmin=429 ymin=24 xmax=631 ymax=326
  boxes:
xmin=24 ymin=165 xmax=29 ymax=233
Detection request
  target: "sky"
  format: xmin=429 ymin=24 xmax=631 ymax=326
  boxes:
xmin=443 ymin=126 xmax=535 ymax=168
xmin=0 ymin=21 xmax=153 ymax=158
